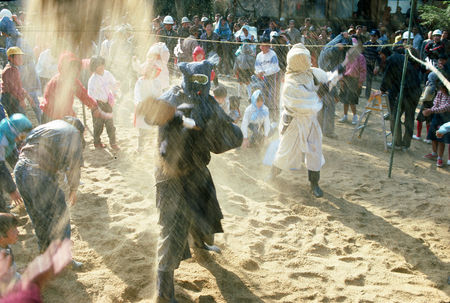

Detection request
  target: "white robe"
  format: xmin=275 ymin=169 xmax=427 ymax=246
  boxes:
xmin=273 ymin=68 xmax=327 ymax=172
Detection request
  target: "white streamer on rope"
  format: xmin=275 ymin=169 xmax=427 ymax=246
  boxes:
xmin=406 ymin=47 xmax=450 ymax=91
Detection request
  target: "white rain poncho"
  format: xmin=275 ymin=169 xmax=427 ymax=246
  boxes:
xmin=134 ymin=61 xmax=163 ymax=129
xmin=273 ymin=43 xmax=328 ymax=172
xmin=132 ymin=42 xmax=170 ymax=91
xmin=147 ymin=42 xmax=170 ymax=91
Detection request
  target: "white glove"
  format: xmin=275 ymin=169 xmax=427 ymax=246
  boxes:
xmin=182 ymin=116 xmax=196 ymax=129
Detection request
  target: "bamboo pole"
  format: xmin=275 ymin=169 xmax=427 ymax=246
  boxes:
xmin=388 ymin=0 xmax=416 ymax=178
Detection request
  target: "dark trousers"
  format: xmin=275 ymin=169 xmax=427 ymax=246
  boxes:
xmin=0 ymin=193 xmax=8 ymax=213
xmin=218 ymin=43 xmax=232 ymax=75
xmin=388 ymin=90 xmax=420 ymax=148
xmin=365 ymin=63 xmax=375 ymax=99
xmin=92 ymin=101 xmax=116 ymax=145
xmin=0 ymin=151 xmax=19 ymax=212
xmin=1 ymin=93 xmax=26 ymax=117
xmin=15 ymin=163 xmax=71 ymax=251
xmin=262 ymin=73 xmax=280 ymax=122
xmin=318 ymin=88 xmax=337 ymax=136
xmin=29 ymin=91 xmax=42 ymax=124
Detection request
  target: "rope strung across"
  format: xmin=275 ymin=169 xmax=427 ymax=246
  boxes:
xmin=18 ymin=26 xmax=397 ymax=48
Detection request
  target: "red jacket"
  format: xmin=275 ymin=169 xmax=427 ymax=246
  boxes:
xmin=1 ymin=63 xmax=27 ymax=103
xmin=0 ymin=283 xmax=41 ymax=303
xmin=40 ymin=52 xmax=97 ymax=120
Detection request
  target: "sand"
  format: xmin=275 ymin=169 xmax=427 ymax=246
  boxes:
xmin=10 ymin=77 xmax=450 ymax=303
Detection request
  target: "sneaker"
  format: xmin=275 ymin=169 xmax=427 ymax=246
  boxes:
xmin=447 ymin=160 xmax=450 ymax=166
xmin=412 ymin=135 xmax=421 ymax=140
xmin=352 ymin=115 xmax=358 ymax=125
xmin=339 ymin=115 xmax=348 ymax=123
xmin=387 ymin=142 xmax=402 ymax=150
xmin=436 ymin=158 xmax=444 ymax=167
xmin=423 ymin=153 xmax=437 ymax=160
xmin=94 ymin=143 xmax=106 ymax=149
xmin=423 ymin=139 xmax=432 ymax=144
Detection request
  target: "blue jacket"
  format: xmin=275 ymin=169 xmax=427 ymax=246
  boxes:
xmin=0 ymin=114 xmax=32 ymax=193
xmin=0 ymin=17 xmax=20 ymax=49
xmin=318 ymin=34 xmax=350 ymax=72
xmin=214 ymin=19 xmax=232 ymax=41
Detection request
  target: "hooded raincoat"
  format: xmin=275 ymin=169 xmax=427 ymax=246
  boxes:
xmin=0 ymin=114 xmax=32 ymax=212
xmin=40 ymin=52 xmax=98 ymax=121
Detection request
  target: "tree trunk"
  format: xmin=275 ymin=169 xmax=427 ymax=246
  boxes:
xmin=175 ymin=0 xmax=185 ymax=21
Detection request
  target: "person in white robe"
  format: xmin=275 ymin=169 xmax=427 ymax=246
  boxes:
xmin=270 ymin=43 xmax=329 ymax=197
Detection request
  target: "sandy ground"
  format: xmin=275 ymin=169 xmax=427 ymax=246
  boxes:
xmin=9 ymin=76 xmax=450 ymax=303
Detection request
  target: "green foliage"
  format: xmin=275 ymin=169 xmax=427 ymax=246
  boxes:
xmin=153 ymin=0 xmax=213 ymax=19
xmin=418 ymin=1 xmax=450 ymax=30
xmin=0 ymin=0 xmax=23 ymax=14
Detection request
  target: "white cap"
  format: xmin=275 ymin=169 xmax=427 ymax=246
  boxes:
xmin=270 ymin=31 xmax=280 ymax=40
xmin=181 ymin=17 xmax=190 ymax=24
xmin=163 ymin=16 xmax=174 ymax=25
xmin=201 ymin=16 xmax=209 ymax=22
xmin=0 ymin=9 xmax=12 ymax=21
xmin=402 ymin=31 xmax=414 ymax=40
xmin=432 ymin=29 xmax=442 ymax=36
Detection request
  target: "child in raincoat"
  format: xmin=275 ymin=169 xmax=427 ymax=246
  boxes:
xmin=241 ymin=89 xmax=272 ymax=148
xmin=233 ymin=43 xmax=255 ymax=99
xmin=0 ymin=114 xmax=32 ymax=212
xmin=133 ymin=61 xmax=163 ymax=152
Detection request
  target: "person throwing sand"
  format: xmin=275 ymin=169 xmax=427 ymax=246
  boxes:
xmin=137 ymin=59 xmax=243 ymax=303
xmin=269 ymin=43 xmax=330 ymax=197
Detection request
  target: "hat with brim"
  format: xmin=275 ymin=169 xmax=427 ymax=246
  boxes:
xmin=370 ymin=30 xmax=380 ymax=37
xmin=6 ymin=46 xmax=24 ymax=57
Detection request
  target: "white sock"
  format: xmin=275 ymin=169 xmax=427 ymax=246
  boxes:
xmin=431 ymin=152 xmax=437 ymax=156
